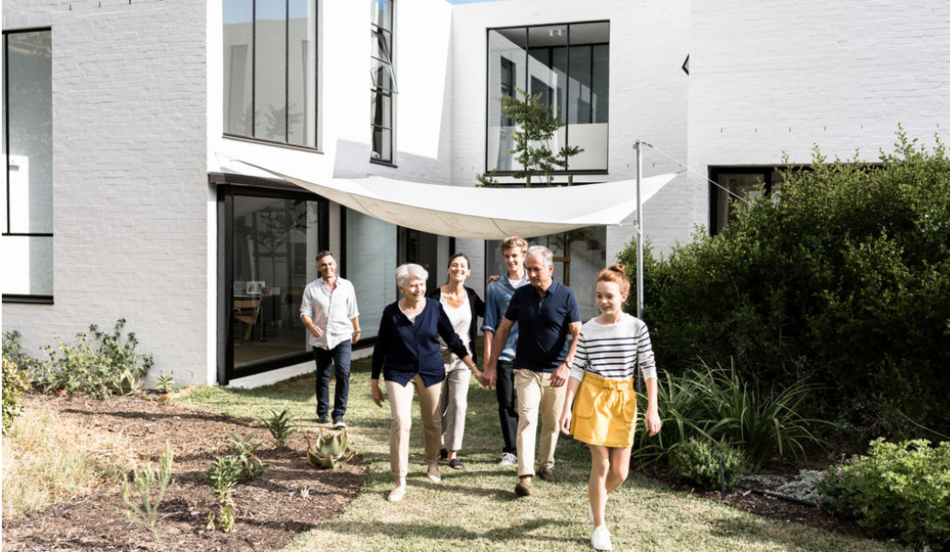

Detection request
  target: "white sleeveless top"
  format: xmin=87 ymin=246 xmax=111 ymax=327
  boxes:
xmin=439 ymin=292 xmax=471 ymax=354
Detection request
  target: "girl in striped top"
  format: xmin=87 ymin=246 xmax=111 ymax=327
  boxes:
xmin=559 ymin=264 xmax=661 ymax=551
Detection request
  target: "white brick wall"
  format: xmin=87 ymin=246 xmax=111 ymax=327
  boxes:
xmin=689 ymin=0 xmax=950 ymax=229
xmin=3 ymin=0 xmax=211 ymax=386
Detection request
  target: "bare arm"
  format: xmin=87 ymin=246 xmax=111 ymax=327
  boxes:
xmin=644 ymin=377 xmax=661 ymax=436
xmin=558 ymin=375 xmax=583 ymax=435
xmin=484 ymin=318 xmax=514 ymax=388
xmin=350 ymin=316 xmax=361 ymax=344
xmin=550 ymin=321 xmax=582 ymax=387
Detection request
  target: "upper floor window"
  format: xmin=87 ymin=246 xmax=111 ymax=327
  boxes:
xmin=371 ymin=0 xmax=396 ymax=163
xmin=2 ymin=29 xmax=54 ymax=302
xmin=223 ymin=0 xmax=318 ymax=148
xmin=487 ymin=22 xmax=609 ymax=173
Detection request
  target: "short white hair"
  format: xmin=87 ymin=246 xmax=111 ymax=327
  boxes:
xmin=395 ymin=263 xmax=428 ymax=288
xmin=526 ymin=245 xmax=554 ymax=268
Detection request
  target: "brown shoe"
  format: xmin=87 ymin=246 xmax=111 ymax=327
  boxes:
xmin=514 ymin=476 xmax=533 ymax=497
xmin=537 ymin=467 xmax=556 ymax=482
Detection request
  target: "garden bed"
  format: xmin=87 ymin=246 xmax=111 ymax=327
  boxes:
xmin=2 ymin=394 xmax=365 ymax=552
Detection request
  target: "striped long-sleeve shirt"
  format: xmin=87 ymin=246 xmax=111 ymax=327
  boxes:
xmin=569 ymin=313 xmax=658 ymax=382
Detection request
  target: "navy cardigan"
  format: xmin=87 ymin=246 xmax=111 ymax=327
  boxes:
xmin=371 ymin=298 xmax=471 ymax=387
xmin=426 ymin=286 xmax=486 ymax=363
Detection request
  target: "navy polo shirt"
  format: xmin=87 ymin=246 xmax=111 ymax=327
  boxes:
xmin=504 ymin=279 xmax=582 ymax=372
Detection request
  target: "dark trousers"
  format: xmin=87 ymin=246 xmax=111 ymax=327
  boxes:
xmin=496 ymin=360 xmax=519 ymax=454
xmin=314 ymin=340 xmax=352 ymax=419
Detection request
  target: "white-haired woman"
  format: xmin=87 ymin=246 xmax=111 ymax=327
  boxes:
xmin=371 ymin=263 xmax=478 ymax=502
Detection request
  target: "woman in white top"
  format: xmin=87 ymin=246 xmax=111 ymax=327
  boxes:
xmin=559 ymin=264 xmax=662 ymax=551
xmin=427 ymin=253 xmax=486 ymax=470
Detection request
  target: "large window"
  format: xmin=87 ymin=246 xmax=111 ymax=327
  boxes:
xmin=342 ymin=208 xmax=396 ymax=340
xmin=371 ymin=0 xmax=396 ymax=163
xmin=221 ymin=186 xmax=328 ymax=382
xmin=223 ymin=0 xmax=317 ymax=148
xmin=487 ymin=22 xmax=609 ymax=173
xmin=708 ymin=167 xmax=785 ymax=235
xmin=2 ymin=29 xmax=53 ymax=302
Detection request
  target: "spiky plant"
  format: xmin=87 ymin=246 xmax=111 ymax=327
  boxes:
xmin=258 ymin=406 xmax=296 ymax=448
xmin=113 ymin=368 xmax=144 ymax=396
xmin=155 ymin=373 xmax=175 ymax=394
xmin=305 ymin=429 xmax=355 ymax=469
xmin=122 ymin=442 xmax=175 ymax=549
xmin=223 ymin=432 xmax=269 ymax=481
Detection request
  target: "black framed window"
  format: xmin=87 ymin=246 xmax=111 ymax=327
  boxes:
xmin=708 ymin=166 xmax=786 ymax=235
xmin=487 ymin=21 xmax=609 ymax=174
xmin=218 ymin=183 xmax=328 ymax=383
xmin=371 ymin=0 xmax=396 ymax=163
xmin=223 ymin=0 xmax=318 ymax=148
xmin=3 ymin=29 xmax=53 ymax=303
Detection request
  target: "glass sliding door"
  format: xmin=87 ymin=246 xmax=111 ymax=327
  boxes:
xmin=225 ymin=188 xmax=328 ymax=377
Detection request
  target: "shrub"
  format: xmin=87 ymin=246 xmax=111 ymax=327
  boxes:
xmin=155 ymin=373 xmax=175 ymax=394
xmin=122 ymin=442 xmax=175 ymax=549
xmin=618 ymin=131 xmax=950 ymax=436
xmin=671 ymin=438 xmax=746 ymax=492
xmin=631 ymin=363 xmax=831 ymax=470
xmin=205 ymin=455 xmax=243 ymax=532
xmin=33 ymin=319 xmax=154 ymax=398
xmin=817 ymin=439 xmax=950 ymax=550
xmin=2 ymin=358 xmax=31 ymax=434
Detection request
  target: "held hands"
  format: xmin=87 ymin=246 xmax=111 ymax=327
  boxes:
xmin=482 ymin=361 xmax=497 ymax=389
xmin=371 ymin=380 xmax=385 ymax=407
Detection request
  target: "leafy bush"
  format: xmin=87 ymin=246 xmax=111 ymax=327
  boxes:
xmin=122 ymin=442 xmax=175 ymax=549
xmin=817 ymin=439 xmax=950 ymax=550
xmin=3 ymin=358 xmax=31 ymax=434
xmin=671 ymin=438 xmax=746 ymax=492
xmin=33 ymin=319 xmax=154 ymax=398
xmin=632 ymin=363 xmax=830 ymax=470
xmin=618 ymin=132 xmax=950 ymax=435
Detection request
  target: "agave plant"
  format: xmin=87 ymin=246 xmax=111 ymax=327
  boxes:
xmin=113 ymin=368 xmax=144 ymax=395
xmin=305 ymin=429 xmax=355 ymax=469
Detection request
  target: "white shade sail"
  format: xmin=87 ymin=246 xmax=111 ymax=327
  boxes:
xmin=224 ymin=157 xmax=676 ymax=239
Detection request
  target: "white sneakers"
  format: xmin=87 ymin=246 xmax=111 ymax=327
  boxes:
xmin=498 ymin=452 xmax=518 ymax=466
xmin=388 ymin=486 xmax=406 ymax=502
xmin=591 ymin=525 xmax=613 ymax=551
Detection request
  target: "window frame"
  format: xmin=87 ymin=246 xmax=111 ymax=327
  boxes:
xmin=222 ymin=0 xmax=320 ymax=150
xmin=370 ymin=0 xmax=396 ymax=165
xmin=2 ymin=28 xmax=54 ymax=304
xmin=214 ymin=175 xmax=329 ymax=385
xmin=484 ymin=20 xmax=611 ymax=177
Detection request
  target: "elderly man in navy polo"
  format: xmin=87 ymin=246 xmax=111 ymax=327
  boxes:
xmin=484 ymin=245 xmax=582 ymax=497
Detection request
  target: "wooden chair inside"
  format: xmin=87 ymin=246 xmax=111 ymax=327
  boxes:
xmin=233 ymin=298 xmax=262 ymax=341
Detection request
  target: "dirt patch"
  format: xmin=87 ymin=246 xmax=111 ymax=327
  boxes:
xmin=644 ymin=464 xmax=867 ymax=539
xmin=2 ymin=394 xmax=365 ymax=552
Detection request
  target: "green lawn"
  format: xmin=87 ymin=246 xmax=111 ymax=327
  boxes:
xmin=175 ymin=356 xmax=905 ymax=552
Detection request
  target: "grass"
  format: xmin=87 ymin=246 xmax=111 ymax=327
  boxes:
xmin=2 ymin=405 xmax=136 ymax=517
xmin=175 ymin=356 xmax=907 ymax=552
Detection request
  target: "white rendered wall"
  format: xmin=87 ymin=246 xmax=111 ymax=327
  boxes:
xmin=449 ymin=0 xmax=692 ymax=275
xmin=688 ymin=0 xmax=950 ymax=230
xmin=2 ymin=0 xmax=211 ymax=385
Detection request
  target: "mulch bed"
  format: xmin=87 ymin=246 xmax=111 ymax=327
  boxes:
xmin=3 ymin=394 xmax=365 ymax=552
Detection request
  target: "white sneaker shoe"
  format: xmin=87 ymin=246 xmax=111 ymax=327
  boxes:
xmin=498 ymin=452 xmax=518 ymax=466
xmin=388 ymin=486 xmax=406 ymax=502
xmin=591 ymin=525 xmax=612 ymax=551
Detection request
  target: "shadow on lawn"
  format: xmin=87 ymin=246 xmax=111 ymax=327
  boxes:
xmin=323 ymin=518 xmax=579 ymax=544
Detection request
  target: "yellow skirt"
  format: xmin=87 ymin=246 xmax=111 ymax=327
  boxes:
xmin=570 ymin=372 xmax=637 ymax=448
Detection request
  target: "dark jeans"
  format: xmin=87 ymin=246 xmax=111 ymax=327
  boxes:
xmin=314 ymin=340 xmax=352 ymax=420
xmin=496 ymin=360 xmax=519 ymax=454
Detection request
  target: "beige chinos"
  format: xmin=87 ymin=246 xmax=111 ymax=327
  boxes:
xmin=386 ymin=374 xmax=443 ymax=477
xmin=439 ymin=353 xmax=470 ymax=451
xmin=514 ymin=368 xmax=567 ymax=478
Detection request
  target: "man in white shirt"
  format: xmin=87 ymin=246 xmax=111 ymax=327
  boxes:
xmin=300 ymin=251 xmax=360 ymax=427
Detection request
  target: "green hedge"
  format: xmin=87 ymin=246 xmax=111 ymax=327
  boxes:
xmin=619 ymin=132 xmax=950 ymax=435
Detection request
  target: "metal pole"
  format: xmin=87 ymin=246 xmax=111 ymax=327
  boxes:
xmin=635 ymin=140 xmax=644 ymax=320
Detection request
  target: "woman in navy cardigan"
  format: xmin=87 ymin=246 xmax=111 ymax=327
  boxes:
xmin=371 ymin=263 xmax=477 ymax=502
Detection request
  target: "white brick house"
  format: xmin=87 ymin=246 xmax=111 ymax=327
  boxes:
xmin=4 ymin=0 xmax=948 ymax=387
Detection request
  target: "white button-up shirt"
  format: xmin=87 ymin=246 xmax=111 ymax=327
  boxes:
xmin=299 ymin=277 xmax=360 ymax=350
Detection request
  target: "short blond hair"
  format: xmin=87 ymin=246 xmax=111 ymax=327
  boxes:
xmin=500 ymin=236 xmax=528 ymax=255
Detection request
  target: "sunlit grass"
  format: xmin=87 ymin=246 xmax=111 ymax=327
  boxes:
xmin=177 ymin=356 xmax=907 ymax=552
xmin=2 ymin=405 xmax=136 ymax=517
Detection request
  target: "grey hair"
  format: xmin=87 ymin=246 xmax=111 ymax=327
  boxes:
xmin=526 ymin=245 xmax=554 ymax=268
xmin=395 ymin=263 xmax=429 ymax=289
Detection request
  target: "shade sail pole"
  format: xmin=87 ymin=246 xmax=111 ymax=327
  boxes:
xmin=635 ymin=140 xmax=645 ymax=320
